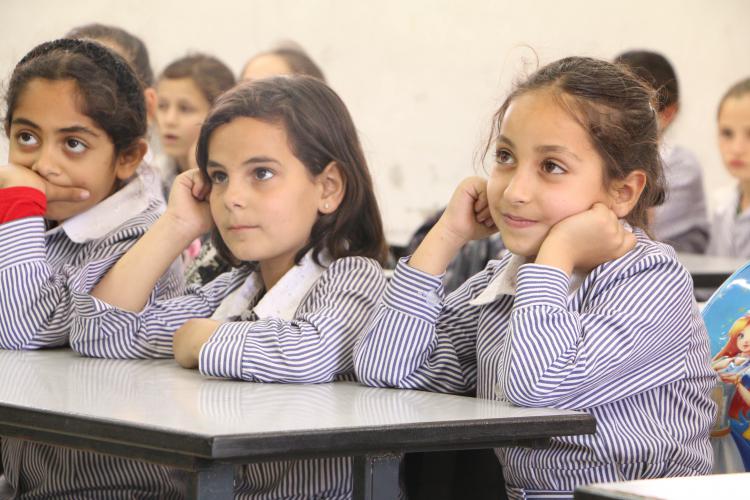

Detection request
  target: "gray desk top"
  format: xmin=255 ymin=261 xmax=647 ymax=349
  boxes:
xmin=677 ymin=253 xmax=747 ymax=288
xmin=575 ymin=472 xmax=750 ymax=500
xmin=0 ymin=349 xmax=594 ymax=463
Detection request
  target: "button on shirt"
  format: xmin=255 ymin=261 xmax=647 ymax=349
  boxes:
xmin=355 ymin=230 xmax=716 ymax=499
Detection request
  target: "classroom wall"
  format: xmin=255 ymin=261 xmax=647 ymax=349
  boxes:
xmin=2 ymin=0 xmax=748 ymax=244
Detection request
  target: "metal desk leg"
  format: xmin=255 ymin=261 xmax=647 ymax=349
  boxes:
xmin=187 ymin=463 xmax=234 ymax=500
xmin=353 ymin=453 xmax=402 ymax=500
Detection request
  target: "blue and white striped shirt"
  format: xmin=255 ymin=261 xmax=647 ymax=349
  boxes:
xmin=0 ymin=170 xmax=187 ymax=498
xmin=354 ymin=230 xmax=716 ymax=500
xmin=73 ymin=254 xmax=386 ymax=499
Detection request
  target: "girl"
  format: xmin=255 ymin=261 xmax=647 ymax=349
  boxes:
xmin=184 ymin=44 xmax=325 ymax=286
xmin=707 ymin=77 xmax=750 ymax=259
xmin=354 ymin=57 xmax=716 ymax=499
xmin=72 ymin=76 xmax=388 ymax=499
xmin=155 ymin=53 xmax=235 ymax=195
xmin=0 ymin=39 xmax=185 ymax=497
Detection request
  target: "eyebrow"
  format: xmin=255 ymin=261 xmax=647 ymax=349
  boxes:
xmin=12 ymin=117 xmax=100 ymax=138
xmin=206 ymin=156 xmax=282 ymax=169
xmin=497 ymin=134 xmax=582 ymax=161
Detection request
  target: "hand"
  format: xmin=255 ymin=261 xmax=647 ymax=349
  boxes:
xmin=173 ymin=318 xmax=221 ymax=369
xmin=408 ymin=177 xmax=497 ymax=276
xmin=435 ymin=176 xmax=498 ymax=247
xmin=164 ymin=169 xmax=213 ymax=240
xmin=536 ymin=203 xmax=636 ymax=275
xmin=0 ymin=164 xmax=90 ymax=202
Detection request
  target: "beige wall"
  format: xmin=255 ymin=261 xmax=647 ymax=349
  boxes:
xmin=2 ymin=0 xmax=748 ymax=243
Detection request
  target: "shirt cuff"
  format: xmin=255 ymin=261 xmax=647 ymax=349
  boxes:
xmin=0 ymin=217 xmax=46 ymax=268
xmin=514 ymin=263 xmax=570 ymax=309
xmin=383 ymin=256 xmax=445 ymax=321
xmin=199 ymin=322 xmax=245 ymax=379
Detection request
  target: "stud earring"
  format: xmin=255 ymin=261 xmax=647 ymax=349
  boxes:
xmin=324 ymin=203 xmax=330 ymax=210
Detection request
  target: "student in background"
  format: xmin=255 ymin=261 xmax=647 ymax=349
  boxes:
xmin=615 ymin=50 xmax=710 ymax=254
xmin=0 ymin=38 xmax=184 ymax=498
xmin=72 ymin=76 xmax=388 ymax=499
xmin=707 ymin=77 xmax=750 ymax=259
xmin=154 ymin=53 xmax=235 ymax=195
xmin=355 ymin=57 xmax=715 ymax=499
xmin=240 ymin=42 xmax=325 ymax=82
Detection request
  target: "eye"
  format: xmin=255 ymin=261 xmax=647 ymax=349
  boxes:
xmin=208 ymin=170 xmax=228 ymax=185
xmin=157 ymin=101 xmax=168 ymax=111
xmin=65 ymin=138 xmax=87 ymax=154
xmin=495 ymin=148 xmax=514 ymax=166
xmin=16 ymin=131 xmax=38 ymax=147
xmin=179 ymin=104 xmax=196 ymax=114
xmin=542 ymin=159 xmax=566 ymax=175
xmin=253 ymin=167 xmax=274 ymax=181
xmin=719 ymin=128 xmax=734 ymax=139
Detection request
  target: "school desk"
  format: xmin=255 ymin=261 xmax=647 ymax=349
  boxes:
xmin=677 ymin=252 xmax=747 ymax=288
xmin=575 ymin=472 xmax=750 ymax=500
xmin=0 ymin=349 xmax=595 ymax=500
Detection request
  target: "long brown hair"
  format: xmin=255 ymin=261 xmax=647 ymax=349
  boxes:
xmin=195 ymin=76 xmax=388 ymax=267
xmin=486 ymin=56 xmax=665 ymax=230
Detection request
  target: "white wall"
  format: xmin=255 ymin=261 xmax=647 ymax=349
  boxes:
xmin=2 ymin=0 xmax=749 ymax=244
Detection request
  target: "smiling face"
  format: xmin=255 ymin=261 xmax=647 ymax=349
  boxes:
xmin=486 ymin=90 xmax=614 ymax=257
xmin=7 ymin=78 xmax=136 ymax=221
xmin=206 ymin=117 xmax=325 ymax=282
xmin=736 ymin=326 xmax=750 ymax=355
xmin=718 ymin=94 xmax=750 ymax=183
xmin=156 ymin=77 xmax=211 ymax=169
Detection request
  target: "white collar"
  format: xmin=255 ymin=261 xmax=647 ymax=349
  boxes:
xmin=211 ymin=251 xmax=330 ymax=322
xmin=46 ymin=168 xmax=154 ymax=243
xmin=468 ymin=252 xmax=584 ymax=306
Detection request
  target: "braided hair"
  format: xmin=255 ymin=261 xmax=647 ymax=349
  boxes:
xmin=4 ymin=38 xmax=146 ymax=156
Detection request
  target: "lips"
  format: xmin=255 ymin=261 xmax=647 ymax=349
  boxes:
xmin=729 ymin=159 xmax=746 ymax=168
xmin=502 ymin=213 xmax=537 ymax=229
xmin=227 ymin=224 xmax=259 ymax=231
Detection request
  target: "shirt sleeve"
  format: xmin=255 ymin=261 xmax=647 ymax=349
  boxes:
xmin=70 ymin=270 xmax=242 ymax=359
xmin=504 ymin=255 xmax=709 ymax=409
xmin=199 ymin=257 xmax=386 ymax=383
xmin=354 ymin=257 xmax=492 ymax=394
xmin=0 ymin=217 xmax=139 ymax=349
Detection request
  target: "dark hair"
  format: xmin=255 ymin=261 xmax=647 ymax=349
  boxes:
xmin=486 ymin=56 xmax=665 ymax=230
xmin=717 ymin=77 xmax=750 ymax=118
xmin=4 ymin=38 xmax=147 ymax=157
xmin=614 ymin=50 xmax=678 ymax=112
xmin=66 ymin=23 xmax=154 ymax=88
xmin=160 ymin=54 xmax=235 ymax=105
xmin=243 ymin=46 xmax=326 ymax=82
xmin=196 ymin=76 xmax=387 ymax=267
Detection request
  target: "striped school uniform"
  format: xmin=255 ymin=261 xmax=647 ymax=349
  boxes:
xmin=0 ymin=169 xmax=187 ymax=498
xmin=354 ymin=229 xmax=716 ymax=500
xmin=73 ymin=253 xmax=386 ymax=499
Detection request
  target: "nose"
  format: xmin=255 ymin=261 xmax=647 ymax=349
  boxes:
xmin=29 ymin=143 xmax=60 ymax=180
xmin=160 ymin=105 xmax=178 ymax=126
xmin=502 ymin=165 xmax=534 ymax=205
xmin=222 ymin=177 xmax=246 ymax=210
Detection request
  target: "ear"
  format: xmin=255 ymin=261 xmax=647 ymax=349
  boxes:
xmin=658 ymin=103 xmax=679 ymax=132
xmin=114 ymin=139 xmax=148 ymax=181
xmin=144 ymin=87 xmax=158 ymax=124
xmin=609 ymin=170 xmax=647 ymax=219
xmin=316 ymin=162 xmax=346 ymax=214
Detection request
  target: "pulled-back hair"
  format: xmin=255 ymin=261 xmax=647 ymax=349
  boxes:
xmin=614 ymin=50 xmax=678 ymax=112
xmin=487 ymin=56 xmax=665 ymax=230
xmin=160 ymin=54 xmax=235 ymax=105
xmin=244 ymin=45 xmax=326 ymax=82
xmin=4 ymin=38 xmax=146 ymax=157
xmin=717 ymin=77 xmax=750 ymax=118
xmin=66 ymin=23 xmax=154 ymax=88
xmin=196 ymin=76 xmax=388 ymax=267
